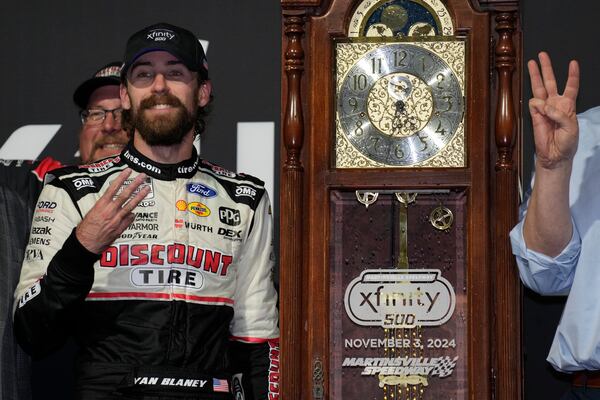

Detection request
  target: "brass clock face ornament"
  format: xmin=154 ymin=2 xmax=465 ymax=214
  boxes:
xmin=335 ymin=39 xmax=465 ymax=168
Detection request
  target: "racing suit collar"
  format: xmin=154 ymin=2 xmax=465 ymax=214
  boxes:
xmin=121 ymin=143 xmax=199 ymax=181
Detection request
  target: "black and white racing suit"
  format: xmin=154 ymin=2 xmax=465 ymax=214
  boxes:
xmin=13 ymin=144 xmax=279 ymax=399
xmin=1 ymin=157 xmax=62 ymax=400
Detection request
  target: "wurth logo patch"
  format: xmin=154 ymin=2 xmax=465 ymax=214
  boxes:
xmin=100 ymin=243 xmax=233 ymax=276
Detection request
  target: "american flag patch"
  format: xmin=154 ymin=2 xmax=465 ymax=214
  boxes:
xmin=213 ymin=378 xmax=229 ymax=393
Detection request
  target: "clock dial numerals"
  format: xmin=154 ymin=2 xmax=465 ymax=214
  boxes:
xmin=337 ymin=42 xmax=464 ymax=166
xmin=393 ymin=50 xmax=408 ymax=68
xmin=353 ymin=74 xmax=368 ymax=91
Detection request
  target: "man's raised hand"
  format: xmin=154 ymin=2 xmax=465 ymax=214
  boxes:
xmin=76 ymin=168 xmax=150 ymax=254
xmin=528 ymin=52 xmax=580 ymax=170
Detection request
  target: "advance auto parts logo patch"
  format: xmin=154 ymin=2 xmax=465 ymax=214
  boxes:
xmin=344 ymin=269 xmax=455 ymax=328
xmin=176 ymin=200 xmax=210 ymax=217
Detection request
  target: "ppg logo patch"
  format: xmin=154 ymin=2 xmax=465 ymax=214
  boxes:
xmin=219 ymin=207 xmax=241 ymax=226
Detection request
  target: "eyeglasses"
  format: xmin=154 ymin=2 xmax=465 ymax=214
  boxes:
xmin=80 ymin=107 xmax=123 ymax=125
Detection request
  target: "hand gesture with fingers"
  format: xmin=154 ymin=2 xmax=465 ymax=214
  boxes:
xmin=528 ymin=52 xmax=580 ymax=170
xmin=76 ymin=168 xmax=150 ymax=254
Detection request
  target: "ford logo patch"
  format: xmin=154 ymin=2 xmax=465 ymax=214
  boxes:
xmin=186 ymin=183 xmax=217 ymax=198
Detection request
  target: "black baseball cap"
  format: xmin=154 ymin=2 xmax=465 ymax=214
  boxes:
xmin=73 ymin=62 xmax=122 ymax=109
xmin=121 ymin=22 xmax=209 ymax=81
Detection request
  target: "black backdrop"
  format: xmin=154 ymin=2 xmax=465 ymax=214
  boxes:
xmin=1 ymin=1 xmax=598 ymax=398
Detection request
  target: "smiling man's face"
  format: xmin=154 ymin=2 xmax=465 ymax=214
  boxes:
xmin=121 ymin=51 xmax=210 ymax=146
xmin=79 ymin=85 xmax=129 ymax=163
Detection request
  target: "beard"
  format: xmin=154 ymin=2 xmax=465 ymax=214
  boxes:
xmin=123 ymin=93 xmax=196 ymax=146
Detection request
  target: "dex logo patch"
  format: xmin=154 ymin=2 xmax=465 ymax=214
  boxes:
xmin=344 ymin=269 xmax=455 ymax=328
xmin=219 ymin=207 xmax=241 ymax=226
xmin=218 ymin=227 xmax=242 ymax=241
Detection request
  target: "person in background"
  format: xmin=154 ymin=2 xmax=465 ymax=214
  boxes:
xmin=510 ymin=52 xmax=600 ymax=399
xmin=0 ymin=61 xmax=128 ymax=400
xmin=73 ymin=61 xmax=130 ymax=164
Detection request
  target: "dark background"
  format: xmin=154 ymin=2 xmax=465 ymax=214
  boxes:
xmin=1 ymin=0 xmax=598 ymax=398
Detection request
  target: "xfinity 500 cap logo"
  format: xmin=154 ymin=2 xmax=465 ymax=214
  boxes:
xmin=147 ymin=29 xmax=175 ymax=42
xmin=345 ymin=269 xmax=455 ymax=328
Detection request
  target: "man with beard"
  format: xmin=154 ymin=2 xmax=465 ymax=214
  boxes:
xmin=13 ymin=23 xmax=279 ymax=400
xmin=74 ymin=62 xmax=131 ymax=164
xmin=1 ymin=61 xmax=129 ymax=400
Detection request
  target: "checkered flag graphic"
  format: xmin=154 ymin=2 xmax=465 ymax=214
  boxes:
xmin=431 ymin=356 xmax=459 ymax=378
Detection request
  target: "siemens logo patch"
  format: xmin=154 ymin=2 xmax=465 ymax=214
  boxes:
xmin=186 ymin=183 xmax=217 ymax=198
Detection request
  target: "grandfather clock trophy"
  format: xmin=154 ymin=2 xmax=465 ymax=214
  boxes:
xmin=280 ymin=1 xmax=522 ymax=399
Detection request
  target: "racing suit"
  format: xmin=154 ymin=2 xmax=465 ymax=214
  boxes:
xmin=1 ymin=157 xmax=61 ymax=400
xmin=13 ymin=144 xmax=279 ymax=399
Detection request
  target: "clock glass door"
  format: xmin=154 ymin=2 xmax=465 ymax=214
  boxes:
xmin=329 ymin=190 xmax=468 ymax=399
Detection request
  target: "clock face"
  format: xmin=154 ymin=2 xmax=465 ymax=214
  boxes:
xmin=335 ymin=40 xmax=465 ymax=168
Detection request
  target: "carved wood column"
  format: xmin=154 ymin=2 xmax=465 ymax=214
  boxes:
xmin=493 ymin=11 xmax=522 ymax=400
xmin=280 ymin=10 xmax=306 ymax=400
